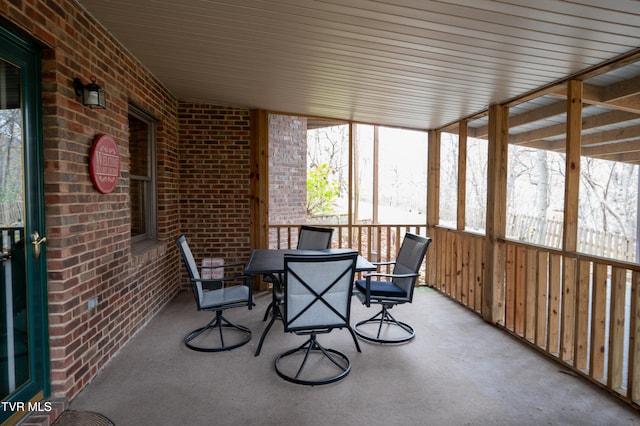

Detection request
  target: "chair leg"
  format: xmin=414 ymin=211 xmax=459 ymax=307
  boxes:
xmin=262 ymin=300 xmax=274 ymax=321
xmin=275 ymin=332 xmax=351 ymax=385
xmin=256 ymin=290 xmax=284 ymax=355
xmin=185 ymin=310 xmax=251 ymax=352
xmin=347 ymin=325 xmax=362 ymax=352
xmin=254 ymin=304 xmax=281 ymax=356
xmin=262 ymin=274 xmax=282 ymax=321
xmin=354 ymin=305 xmax=415 ymax=344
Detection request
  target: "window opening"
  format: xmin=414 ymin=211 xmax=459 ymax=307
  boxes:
xmin=128 ymin=105 xmax=156 ymax=243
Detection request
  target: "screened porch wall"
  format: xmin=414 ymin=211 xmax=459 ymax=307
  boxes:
xmin=260 ymin=79 xmax=640 ymax=411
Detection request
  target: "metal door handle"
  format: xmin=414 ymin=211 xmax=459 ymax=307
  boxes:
xmin=31 ymin=231 xmax=47 ymax=259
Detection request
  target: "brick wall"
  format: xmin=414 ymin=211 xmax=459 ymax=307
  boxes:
xmin=2 ymin=0 xmax=257 ymax=406
xmin=268 ymin=114 xmax=308 ymax=226
xmin=2 ymin=0 xmax=181 ymax=400
xmin=177 ymin=104 xmax=252 ymax=280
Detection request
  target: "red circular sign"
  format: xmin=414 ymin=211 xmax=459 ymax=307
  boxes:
xmin=90 ymin=134 xmax=120 ymax=194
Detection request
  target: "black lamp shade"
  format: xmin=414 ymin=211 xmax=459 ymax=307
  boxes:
xmin=73 ymin=77 xmax=106 ymax=109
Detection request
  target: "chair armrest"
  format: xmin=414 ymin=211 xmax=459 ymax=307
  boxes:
xmin=358 ymin=272 xmax=419 ymax=307
xmin=193 ymin=275 xmax=254 ymax=308
xmin=370 ymin=261 xmax=396 ymax=267
xmin=201 ymin=261 xmax=246 ymax=269
xmin=192 ymin=274 xmax=254 ymax=286
xmin=363 ymin=272 xmax=419 ymax=280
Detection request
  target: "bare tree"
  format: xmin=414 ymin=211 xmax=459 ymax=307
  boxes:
xmin=580 ymin=158 xmax=636 ymax=236
xmin=0 ymin=109 xmax=22 ymax=202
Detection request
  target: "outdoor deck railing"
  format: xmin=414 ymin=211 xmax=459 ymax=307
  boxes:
xmin=429 ymin=227 xmax=485 ymax=313
xmin=502 ymin=239 xmax=640 ymax=405
xmin=428 ymin=226 xmax=640 ymax=409
xmin=268 ymin=224 xmax=430 ymax=280
xmin=269 ymin=224 xmax=640 ymax=409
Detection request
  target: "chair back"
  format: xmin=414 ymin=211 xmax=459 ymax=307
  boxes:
xmin=283 ymin=252 xmax=358 ymax=332
xmin=392 ymin=233 xmax=432 ymax=300
xmin=297 ymin=225 xmax=334 ymax=250
xmin=176 ymin=235 xmax=205 ymax=307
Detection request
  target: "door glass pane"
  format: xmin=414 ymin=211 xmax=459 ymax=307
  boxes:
xmin=0 ymin=58 xmax=28 ymax=399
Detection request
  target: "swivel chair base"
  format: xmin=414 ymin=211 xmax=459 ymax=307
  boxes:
xmin=354 ymin=306 xmax=415 ymax=344
xmin=185 ymin=310 xmax=251 ymax=352
xmin=275 ymin=332 xmax=351 ymax=385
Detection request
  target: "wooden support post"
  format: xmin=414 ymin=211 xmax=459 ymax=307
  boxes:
xmin=564 ymin=80 xmax=582 ymax=252
xmin=352 ymin=122 xmax=358 ymax=229
xmin=348 ymin=122 xmax=354 ymax=246
xmin=561 ymin=80 xmax=581 ymax=364
xmin=427 ymin=129 xmax=440 ymax=229
xmin=426 ymin=129 xmax=440 ymax=286
xmin=483 ymin=104 xmax=509 ymax=324
xmin=250 ymin=109 xmax=269 ymax=255
xmin=457 ymin=120 xmax=467 ymax=231
xmin=629 ymin=271 xmax=640 ymax=401
xmin=373 ymin=126 xmax=380 ymax=225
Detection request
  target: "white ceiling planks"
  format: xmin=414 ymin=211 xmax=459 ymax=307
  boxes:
xmin=77 ymin=0 xmax=640 ymax=130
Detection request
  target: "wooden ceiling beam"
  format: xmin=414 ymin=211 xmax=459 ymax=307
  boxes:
xmin=509 ymin=124 xmax=640 ymax=159
xmin=508 ymin=137 xmax=640 ymax=165
xmin=508 ymin=110 xmax=640 ymax=145
xmin=600 ymin=74 xmax=640 ymax=102
xmin=581 ymin=124 xmax=640 ymax=147
xmin=452 ymin=53 xmax=640 ymax=164
xmin=471 ymin=100 xmax=567 ymax=138
xmin=582 ymin=139 xmax=640 ymax=158
xmin=592 ymin=148 xmax=640 ymax=165
xmin=549 ymin=79 xmax=640 ymax=114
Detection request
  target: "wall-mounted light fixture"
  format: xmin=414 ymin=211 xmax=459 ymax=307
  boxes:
xmin=73 ymin=76 xmax=106 ymax=109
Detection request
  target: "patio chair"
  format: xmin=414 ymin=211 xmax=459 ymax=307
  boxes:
xmin=274 ymin=252 xmax=359 ymax=385
xmin=353 ymin=233 xmax=431 ymax=344
xmin=256 ymin=225 xmax=334 ymax=356
xmin=176 ymin=235 xmax=254 ymax=352
xmin=295 ymin=224 xmax=334 ymax=250
xmin=262 ymin=225 xmax=334 ymax=305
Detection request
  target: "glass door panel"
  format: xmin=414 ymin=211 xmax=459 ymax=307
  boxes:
xmin=0 ymin=58 xmax=28 ymax=401
xmin=0 ymin=23 xmax=48 ymax=424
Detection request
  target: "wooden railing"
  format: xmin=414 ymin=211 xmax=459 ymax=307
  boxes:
xmin=429 ymin=227 xmax=485 ymax=314
xmin=429 ymin=225 xmax=640 ymax=408
xmin=268 ymin=224 xmax=430 ymax=280
xmin=502 ymin=240 xmax=640 ymax=406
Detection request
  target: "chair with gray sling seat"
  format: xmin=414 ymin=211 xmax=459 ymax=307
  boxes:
xmin=275 ymin=252 xmax=359 ymax=385
xmin=176 ymin=235 xmax=254 ymax=352
xmin=255 ymin=225 xmax=334 ymax=356
xmin=353 ymin=233 xmax=431 ymax=344
xmin=262 ymin=225 xmax=334 ymax=319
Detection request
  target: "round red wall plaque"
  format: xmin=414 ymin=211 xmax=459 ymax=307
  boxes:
xmin=89 ymin=134 xmax=120 ymax=194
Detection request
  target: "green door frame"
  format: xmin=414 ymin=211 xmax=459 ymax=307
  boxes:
xmin=0 ymin=21 xmax=49 ymax=425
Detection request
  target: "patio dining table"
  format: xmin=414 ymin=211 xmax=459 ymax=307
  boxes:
xmin=244 ymin=248 xmax=376 ymax=276
xmin=244 ymin=248 xmax=376 ymax=355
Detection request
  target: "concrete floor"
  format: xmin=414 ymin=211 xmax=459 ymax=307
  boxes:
xmin=69 ymin=288 xmax=640 ymax=426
